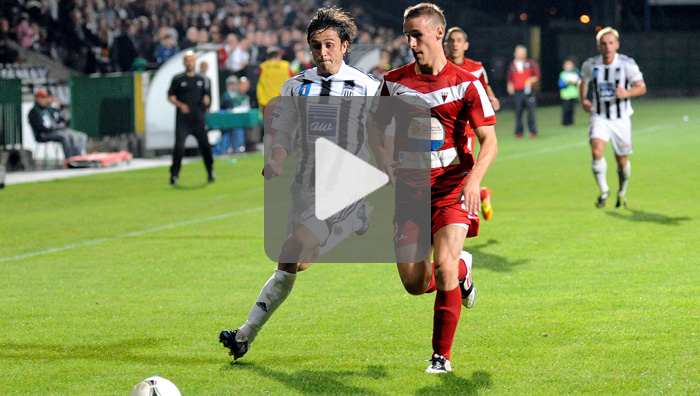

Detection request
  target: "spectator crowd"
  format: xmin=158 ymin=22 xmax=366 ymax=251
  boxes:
xmin=1 ymin=0 xmax=415 ymax=79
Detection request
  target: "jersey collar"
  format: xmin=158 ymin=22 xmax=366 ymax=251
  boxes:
xmin=316 ymin=61 xmax=348 ymax=80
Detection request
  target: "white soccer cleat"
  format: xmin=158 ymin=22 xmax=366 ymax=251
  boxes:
xmin=425 ymin=354 xmax=452 ymax=374
xmin=459 ymin=251 xmax=477 ymax=308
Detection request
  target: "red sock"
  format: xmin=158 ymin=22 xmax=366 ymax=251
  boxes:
xmin=432 ymin=286 xmax=462 ymax=360
xmin=480 ymin=188 xmax=488 ymax=201
xmin=424 ymin=259 xmax=468 ymax=294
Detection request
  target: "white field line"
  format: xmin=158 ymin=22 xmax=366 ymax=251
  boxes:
xmin=495 ymin=118 xmax=697 ymax=162
xmin=0 ymin=206 xmax=264 ymax=263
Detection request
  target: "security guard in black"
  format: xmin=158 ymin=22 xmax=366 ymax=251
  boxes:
xmin=167 ymin=51 xmax=214 ymax=185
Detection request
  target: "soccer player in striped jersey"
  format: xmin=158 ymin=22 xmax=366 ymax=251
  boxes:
xmin=369 ymin=3 xmax=498 ymax=374
xmin=580 ymin=27 xmax=646 ymax=208
xmin=219 ymin=7 xmax=380 ymax=360
xmin=444 ymin=26 xmax=497 ymax=220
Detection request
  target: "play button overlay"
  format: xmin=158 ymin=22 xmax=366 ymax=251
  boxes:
xmin=314 ymin=137 xmax=388 ymax=221
xmin=263 ymin=96 xmax=431 ymax=264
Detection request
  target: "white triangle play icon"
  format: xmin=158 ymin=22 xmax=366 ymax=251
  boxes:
xmin=315 ymin=137 xmax=388 ymax=221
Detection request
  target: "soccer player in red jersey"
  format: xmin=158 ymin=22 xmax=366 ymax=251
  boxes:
xmin=369 ymin=3 xmax=498 ymax=373
xmin=444 ymin=27 xmax=500 ymax=112
xmin=445 ymin=26 xmax=497 ymax=220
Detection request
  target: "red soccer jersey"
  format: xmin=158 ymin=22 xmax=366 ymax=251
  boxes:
xmin=376 ymin=61 xmax=496 ymax=206
xmin=452 ymin=58 xmax=489 ymax=90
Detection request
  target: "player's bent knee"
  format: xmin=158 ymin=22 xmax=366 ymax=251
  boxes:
xmin=401 ymin=279 xmax=427 ymax=296
xmin=297 ymin=262 xmax=312 ymax=271
xmin=279 ymin=228 xmax=320 ymax=264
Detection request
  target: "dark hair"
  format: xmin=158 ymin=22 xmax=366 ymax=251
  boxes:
xmin=306 ymin=7 xmax=356 ymax=54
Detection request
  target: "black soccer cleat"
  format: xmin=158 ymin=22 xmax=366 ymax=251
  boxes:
xmin=616 ymin=196 xmax=627 ymax=208
xmin=170 ymin=175 xmax=178 ymax=185
xmin=208 ymin=171 xmax=216 ymax=183
xmin=219 ymin=329 xmax=249 ymax=360
xmin=595 ymin=191 xmax=610 ymax=208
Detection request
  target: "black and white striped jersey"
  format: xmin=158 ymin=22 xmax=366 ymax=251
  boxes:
xmin=270 ymin=62 xmax=381 ymax=188
xmin=581 ymin=53 xmax=644 ymax=120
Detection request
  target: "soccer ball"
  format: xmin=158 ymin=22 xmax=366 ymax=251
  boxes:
xmin=565 ymin=73 xmax=579 ymax=85
xmin=129 ymin=376 xmax=181 ymax=396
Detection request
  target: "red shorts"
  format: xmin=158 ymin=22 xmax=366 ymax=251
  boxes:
xmin=394 ymin=201 xmax=480 ymax=249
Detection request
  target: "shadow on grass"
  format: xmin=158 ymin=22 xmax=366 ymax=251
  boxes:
xmin=606 ymin=208 xmax=692 ymax=226
xmin=414 ymin=370 xmax=492 ymax=396
xmin=467 ymin=239 xmax=529 ymax=272
xmin=224 ymin=362 xmax=388 ymax=395
xmin=0 ymin=337 xmax=220 ymax=365
xmin=171 ymin=182 xmax=211 ymax=190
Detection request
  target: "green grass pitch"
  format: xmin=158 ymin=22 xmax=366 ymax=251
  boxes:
xmin=1 ymin=97 xmax=698 ymax=395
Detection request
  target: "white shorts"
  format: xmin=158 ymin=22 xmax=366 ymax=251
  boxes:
xmin=589 ymin=115 xmax=633 ymax=156
xmin=287 ymin=183 xmax=362 ymax=257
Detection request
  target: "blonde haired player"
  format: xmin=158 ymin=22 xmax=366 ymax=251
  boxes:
xmin=370 ymin=3 xmax=497 ymax=373
xmin=580 ymin=27 xmax=646 ymax=208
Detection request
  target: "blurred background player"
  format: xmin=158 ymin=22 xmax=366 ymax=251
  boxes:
xmin=369 ymin=3 xmax=497 ymax=374
xmin=507 ymin=45 xmax=540 ymax=139
xmin=444 ymin=26 xmax=496 ymax=220
xmin=580 ymin=27 xmax=646 ymax=208
xmin=444 ymin=27 xmax=500 ymax=111
xmin=558 ymin=59 xmax=580 ymax=126
xmin=219 ymin=7 xmax=380 ymax=361
xmin=167 ymin=51 xmax=214 ymax=185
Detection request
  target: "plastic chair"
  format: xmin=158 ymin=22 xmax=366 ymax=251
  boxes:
xmin=34 ymin=141 xmax=62 ymax=169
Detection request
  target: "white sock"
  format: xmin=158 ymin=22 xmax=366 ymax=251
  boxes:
xmin=591 ymin=158 xmax=609 ymax=194
xmin=236 ymin=269 xmax=297 ymax=344
xmin=617 ymin=161 xmax=631 ymax=197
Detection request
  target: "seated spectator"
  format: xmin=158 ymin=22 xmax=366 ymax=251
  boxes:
xmin=218 ymin=75 xmax=252 ymax=153
xmin=156 ymin=34 xmax=178 ymax=65
xmin=222 ymin=75 xmax=251 ymax=113
xmin=28 ymin=89 xmax=88 ymax=158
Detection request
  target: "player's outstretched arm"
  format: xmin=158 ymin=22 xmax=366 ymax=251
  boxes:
xmin=458 ymin=125 xmax=497 ymax=215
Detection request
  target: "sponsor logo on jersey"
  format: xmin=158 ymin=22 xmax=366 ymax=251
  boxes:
xmin=430 ymin=117 xmax=445 ymax=151
xmin=598 ymin=82 xmax=615 ymax=101
xmin=308 ymin=104 xmax=337 ymax=137
xmin=407 ymin=118 xmax=430 ymax=152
